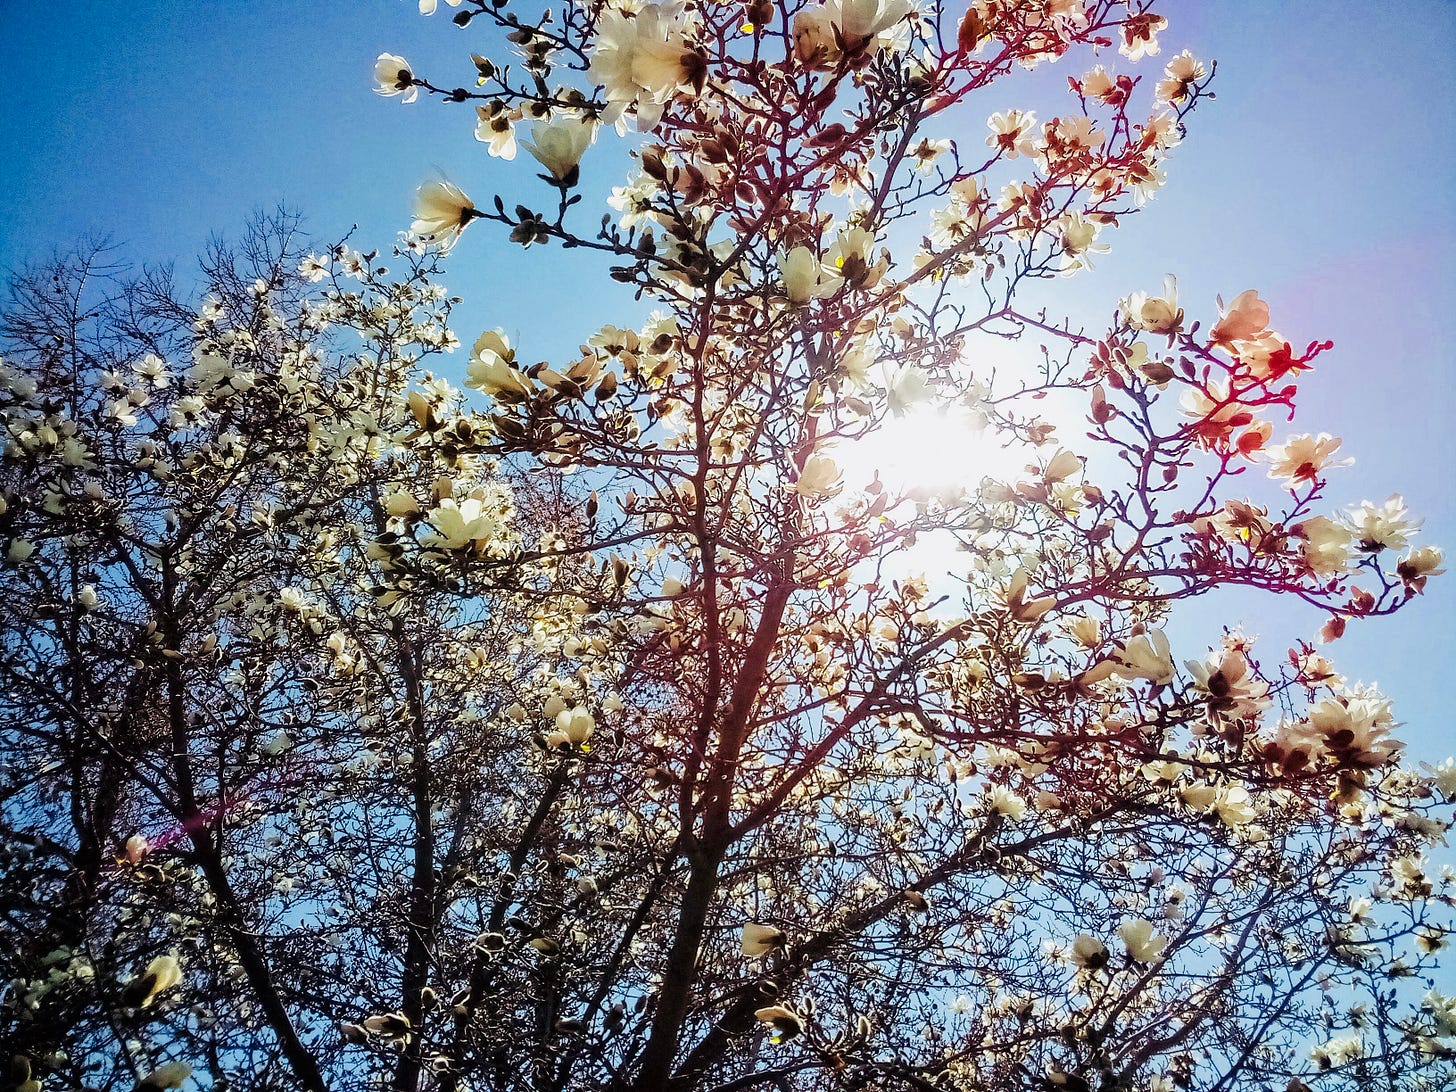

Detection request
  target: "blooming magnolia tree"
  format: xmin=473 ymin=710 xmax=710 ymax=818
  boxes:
xmin=3 ymin=3 xmax=1454 ymax=1092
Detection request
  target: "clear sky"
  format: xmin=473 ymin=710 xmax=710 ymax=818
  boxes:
xmin=2 ymin=0 xmax=1452 ymax=759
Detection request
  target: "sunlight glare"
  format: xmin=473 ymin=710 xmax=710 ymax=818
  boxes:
xmin=836 ymin=405 xmax=1030 ymax=498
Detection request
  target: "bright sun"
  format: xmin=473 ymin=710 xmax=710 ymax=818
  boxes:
xmin=835 ymin=404 xmax=1031 ymax=497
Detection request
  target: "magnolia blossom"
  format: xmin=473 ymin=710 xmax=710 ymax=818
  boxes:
xmin=1057 ymin=211 xmax=1109 ymax=273
xmin=589 ymin=4 xmax=698 ymax=130
xmin=882 ymin=364 xmax=932 ymax=416
xmin=1345 ymin=494 xmax=1420 ymax=553
xmin=551 ymin=706 xmax=596 ymax=748
xmin=1265 ymin=433 xmax=1351 ymax=485
xmin=741 ymin=922 xmax=786 ymax=957
xmin=1213 ymin=784 xmax=1257 ymax=826
xmin=136 ymin=1062 xmax=192 ymax=1091
xmin=126 ymin=954 xmax=183 ymax=1009
xmin=411 ymin=181 xmax=476 ymax=251
xmin=793 ymin=453 xmax=843 ymax=501
xmin=794 ymin=0 xmax=915 ymax=67
xmin=988 ymin=785 xmax=1027 ymax=821
xmin=1186 ymin=649 xmax=1270 ymax=719
xmin=754 ymin=1004 xmax=803 ymax=1042
xmin=778 ymin=246 xmax=842 ymax=305
xmin=825 ymin=226 xmax=888 ymax=290
xmin=1156 ymin=50 xmax=1206 ymax=104
xmin=1119 ymin=918 xmax=1168 ymax=962
xmin=420 ymin=497 xmax=507 ymax=551
xmin=1397 ymin=545 xmax=1446 ymax=592
xmin=1290 ymin=516 xmax=1353 ymax=577
xmin=418 ymin=0 xmax=461 ymax=13
xmin=986 ymin=109 xmax=1038 ymax=159
xmin=1113 ymin=629 xmax=1174 ymax=685
xmin=373 ymin=53 xmax=417 ymax=103
xmin=523 ymin=114 xmax=597 ymax=183
xmin=1120 ymin=275 xmax=1183 ymax=336
xmin=1068 ymin=934 xmax=1109 ymax=970
xmin=1118 ymin=10 xmax=1168 ymax=61
xmin=475 ymin=103 xmax=518 ymax=159
xmin=1209 ymin=289 xmax=1270 ymax=348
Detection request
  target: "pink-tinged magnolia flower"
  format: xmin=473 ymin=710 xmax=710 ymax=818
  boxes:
xmin=1185 ymin=649 xmax=1270 ymax=719
xmin=793 ymin=0 xmax=916 ymax=67
xmin=1179 ymin=379 xmax=1257 ymax=452
xmin=1156 ymin=50 xmax=1206 ymax=104
xmin=986 ymin=109 xmax=1038 ymax=159
xmin=1121 ymin=275 xmax=1183 ymax=335
xmin=1264 ymin=433 xmax=1352 ymax=486
xmin=1290 ymin=515 xmax=1353 ymax=577
xmin=1345 ymin=495 xmax=1420 ymax=553
xmin=1113 ymin=630 xmax=1173 ymax=685
xmin=1209 ymin=289 xmax=1270 ymax=349
xmin=374 ymin=53 xmax=417 ymax=103
xmin=1118 ymin=10 xmax=1168 ymax=61
xmin=1397 ymin=545 xmax=1445 ymax=593
xmin=1078 ymin=65 xmax=1130 ymax=107
xmin=411 ymin=181 xmax=476 ymax=251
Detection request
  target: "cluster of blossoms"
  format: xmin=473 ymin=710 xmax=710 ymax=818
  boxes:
xmin=1 ymin=4 xmax=1451 ymax=1092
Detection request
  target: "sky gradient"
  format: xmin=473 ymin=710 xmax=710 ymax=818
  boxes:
xmin=2 ymin=0 xmax=1453 ymax=758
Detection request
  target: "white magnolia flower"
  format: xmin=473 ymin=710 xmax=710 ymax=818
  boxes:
xmin=1112 ymin=630 xmax=1173 ymax=685
xmin=1120 ymin=275 xmax=1183 ymax=336
xmin=882 ymin=364 xmax=933 ymax=415
xmin=1118 ymin=918 xmax=1167 ymax=962
xmin=523 ymin=114 xmax=597 ymax=183
xmin=1291 ymin=515 xmax=1353 ymax=577
xmin=988 ymin=786 xmax=1027 ymax=821
xmin=1213 ymin=784 xmax=1257 ymax=826
xmin=741 ymin=922 xmax=787 ymax=957
xmin=793 ymin=453 xmax=843 ymax=501
xmin=553 ymin=706 xmax=595 ymax=747
xmin=374 ymin=53 xmax=417 ymax=103
xmin=418 ymin=0 xmax=461 ymax=13
xmin=794 ymin=0 xmax=916 ymax=67
xmin=589 ymin=4 xmax=697 ymax=131
xmin=754 ymin=1004 xmax=803 ymax=1042
xmin=136 ymin=1061 xmax=192 ymax=1090
xmin=778 ymin=246 xmax=842 ymax=305
xmin=475 ymin=104 xmax=518 ymax=159
xmin=1265 ymin=433 xmax=1351 ymax=485
xmin=1068 ymin=934 xmax=1109 ymax=970
xmin=411 ymin=181 xmax=477 ymax=251
xmin=1345 ymin=494 xmax=1420 ymax=553
xmin=420 ymin=497 xmax=507 ymax=551
xmin=1397 ymin=545 xmax=1446 ymax=591
xmin=126 ymin=954 xmax=183 ymax=1008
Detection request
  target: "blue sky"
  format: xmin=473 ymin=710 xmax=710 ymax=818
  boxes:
xmin=2 ymin=0 xmax=1453 ymax=759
